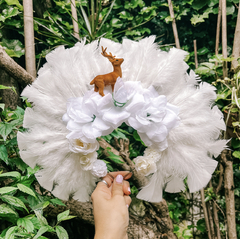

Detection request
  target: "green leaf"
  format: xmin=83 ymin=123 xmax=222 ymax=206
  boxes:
xmin=5 ymin=0 xmax=23 ymax=10
xmin=5 ymin=226 xmax=17 ymax=239
xmin=0 ymin=195 xmax=29 ymax=212
xmin=231 ymin=138 xmax=240 ymax=149
xmin=110 ymin=129 xmax=127 ymax=139
xmin=197 ymin=47 xmax=209 ymax=55
xmin=0 ymin=171 xmax=21 ymax=178
xmin=233 ymin=151 xmax=240 ymax=159
xmin=17 ymin=218 xmax=34 ymax=232
xmin=17 ymin=183 xmax=36 ymax=198
xmin=0 ymin=186 xmax=17 ymax=194
xmin=0 ymin=85 xmax=15 ymax=92
xmin=35 ymin=211 xmax=48 ymax=226
xmin=0 ymin=203 xmax=18 ymax=218
xmin=0 ymin=145 xmax=9 ymax=164
xmin=0 ymin=122 xmax=14 ymax=140
xmin=192 ymin=0 xmax=209 ymax=10
xmin=1 ymin=39 xmax=25 ymax=58
xmin=50 ymin=198 xmax=66 ymax=206
xmin=133 ymin=131 xmax=146 ymax=146
xmin=33 ymin=226 xmax=49 ymax=239
xmin=106 ymin=150 xmax=124 ymax=164
xmin=1 ymin=7 xmax=19 ymax=20
xmin=226 ymin=5 xmax=235 ymax=15
xmin=57 ymin=210 xmax=69 ymax=222
xmin=56 ymin=226 xmax=69 ymax=239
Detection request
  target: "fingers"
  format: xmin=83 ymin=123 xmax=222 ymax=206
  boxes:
xmin=108 ymin=171 xmax=132 ymax=180
xmin=124 ymin=195 xmax=132 ymax=207
xmin=112 ymin=174 xmax=124 ymax=197
xmin=123 ymin=180 xmax=131 ymax=196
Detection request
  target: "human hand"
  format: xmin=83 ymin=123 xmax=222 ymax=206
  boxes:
xmin=91 ymin=171 xmax=132 ymax=239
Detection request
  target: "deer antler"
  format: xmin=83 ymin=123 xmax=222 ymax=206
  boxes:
xmin=101 ymin=46 xmax=116 ymax=61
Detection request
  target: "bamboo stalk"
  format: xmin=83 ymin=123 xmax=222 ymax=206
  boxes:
xmin=193 ymin=40 xmax=198 ymax=68
xmin=215 ymin=0 xmax=222 ymax=57
xmin=167 ymin=0 xmax=180 ymax=49
xmin=23 ymin=0 xmax=36 ymax=78
xmin=231 ymin=0 xmax=240 ymax=70
xmin=200 ymin=188 xmax=212 ymax=239
xmin=222 ymin=0 xmax=228 ymax=78
xmin=71 ymin=0 xmax=80 ymax=40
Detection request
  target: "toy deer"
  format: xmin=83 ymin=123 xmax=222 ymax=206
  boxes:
xmin=90 ymin=46 xmax=124 ymax=97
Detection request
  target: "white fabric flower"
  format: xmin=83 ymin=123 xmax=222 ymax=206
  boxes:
xmin=68 ymin=138 xmax=99 ymax=155
xmin=134 ymin=156 xmax=157 ymax=176
xmin=91 ymin=160 xmax=108 ymax=177
xmin=101 ymin=78 xmax=145 ymax=127
xmin=63 ymin=90 xmax=114 ymax=143
xmin=127 ymin=86 xmax=180 ymax=150
xmin=143 ymin=147 xmax=162 ymax=162
xmin=80 ymin=152 xmax=98 ymax=170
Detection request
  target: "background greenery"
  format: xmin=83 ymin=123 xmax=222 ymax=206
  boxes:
xmin=0 ymin=0 xmax=240 ymax=238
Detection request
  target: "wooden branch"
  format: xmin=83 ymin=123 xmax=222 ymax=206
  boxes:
xmin=99 ymin=137 xmax=148 ymax=188
xmin=70 ymin=0 xmax=80 ymax=40
xmin=222 ymin=0 xmax=228 ymax=78
xmin=216 ymin=162 xmax=224 ymax=194
xmin=232 ymin=0 xmax=240 ymax=70
xmin=23 ymin=0 xmax=36 ymax=77
xmin=0 ymin=45 xmax=34 ymax=85
xmin=200 ymin=188 xmax=212 ymax=239
xmin=206 ymin=200 xmax=215 ymax=238
xmin=215 ymin=0 xmax=222 ymax=59
xmin=193 ymin=40 xmax=198 ymax=68
xmin=222 ymin=150 xmax=237 ymax=239
xmin=168 ymin=0 xmax=180 ymax=49
xmin=209 ymin=180 xmax=221 ymax=239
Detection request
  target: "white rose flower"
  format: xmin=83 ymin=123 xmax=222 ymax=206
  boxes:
xmin=127 ymin=86 xmax=180 ymax=151
xmin=62 ymin=90 xmax=114 ymax=143
xmin=101 ymin=78 xmax=145 ymax=127
xmin=134 ymin=156 xmax=157 ymax=176
xmin=91 ymin=160 xmax=108 ymax=178
xmin=143 ymin=147 xmax=162 ymax=163
xmin=79 ymin=152 xmax=98 ymax=170
xmin=69 ymin=138 xmax=99 ymax=155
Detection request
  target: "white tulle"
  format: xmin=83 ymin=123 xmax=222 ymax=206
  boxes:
xmin=17 ymin=36 xmax=226 ymax=202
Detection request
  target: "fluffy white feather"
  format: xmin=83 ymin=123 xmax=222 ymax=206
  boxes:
xmin=17 ymin=36 xmax=226 ymax=202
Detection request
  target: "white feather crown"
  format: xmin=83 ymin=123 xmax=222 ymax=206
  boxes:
xmin=17 ymin=36 xmax=226 ymax=202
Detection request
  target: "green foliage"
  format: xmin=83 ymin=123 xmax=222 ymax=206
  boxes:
xmin=0 ymin=106 xmax=74 ymax=238
xmin=0 ymin=0 xmax=24 ymax=58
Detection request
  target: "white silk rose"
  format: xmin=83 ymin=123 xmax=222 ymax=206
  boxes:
xmin=127 ymin=86 xmax=180 ymax=151
xmin=134 ymin=156 xmax=157 ymax=176
xmin=100 ymin=78 xmax=145 ymax=127
xmin=91 ymin=160 xmax=108 ymax=177
xmin=79 ymin=152 xmax=98 ymax=170
xmin=62 ymin=90 xmax=114 ymax=143
xmin=68 ymin=138 xmax=99 ymax=155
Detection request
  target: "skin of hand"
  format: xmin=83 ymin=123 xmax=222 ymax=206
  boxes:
xmin=91 ymin=171 xmax=132 ymax=239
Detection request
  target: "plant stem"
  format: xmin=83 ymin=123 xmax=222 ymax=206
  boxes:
xmin=222 ymin=0 xmax=228 ymax=78
xmin=167 ymin=0 xmax=180 ymax=49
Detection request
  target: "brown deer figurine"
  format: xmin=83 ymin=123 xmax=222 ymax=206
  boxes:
xmin=90 ymin=46 xmax=124 ymax=97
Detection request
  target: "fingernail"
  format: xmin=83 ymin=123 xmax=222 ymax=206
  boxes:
xmin=116 ymin=174 xmax=123 ymax=184
xmin=126 ymin=204 xmax=129 ymax=208
xmin=128 ymin=187 xmax=131 ymax=194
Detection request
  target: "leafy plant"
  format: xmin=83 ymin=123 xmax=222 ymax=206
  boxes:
xmin=0 ymin=105 xmax=75 ymax=238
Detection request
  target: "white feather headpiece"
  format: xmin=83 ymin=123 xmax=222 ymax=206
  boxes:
xmin=17 ymin=36 xmax=226 ymax=202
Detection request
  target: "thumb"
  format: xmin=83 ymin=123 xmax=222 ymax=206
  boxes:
xmin=112 ymin=174 xmax=124 ymax=197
